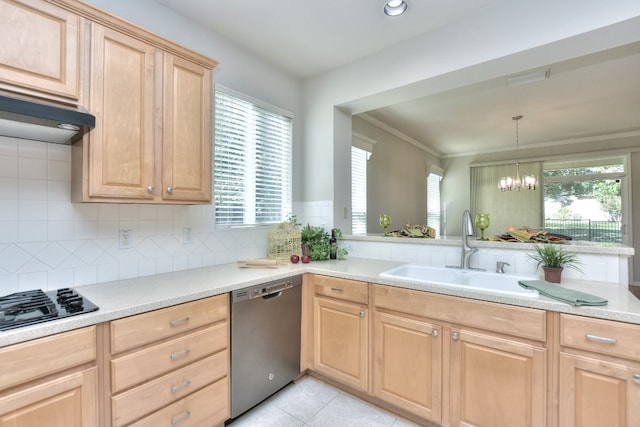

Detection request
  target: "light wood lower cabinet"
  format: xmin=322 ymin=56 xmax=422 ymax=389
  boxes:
xmin=371 ymin=283 xmax=547 ymax=427
xmin=0 ymin=326 xmax=98 ymax=427
xmin=558 ymin=353 xmax=640 ymax=427
xmin=310 ymin=274 xmax=369 ymax=392
xmin=372 ymin=311 xmax=442 ymax=422
xmin=109 ymin=294 xmax=230 ymax=427
xmin=558 ymin=314 xmax=640 ymax=427
xmin=449 ymin=328 xmax=547 ymax=427
xmin=0 ymin=368 xmax=97 ymax=427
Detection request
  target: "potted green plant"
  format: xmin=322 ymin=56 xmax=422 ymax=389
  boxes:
xmin=300 ymin=224 xmax=348 ymax=261
xmin=527 ymin=244 xmax=584 ymax=283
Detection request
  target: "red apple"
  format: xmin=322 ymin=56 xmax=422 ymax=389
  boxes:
xmin=301 ymin=255 xmax=311 ymax=263
xmin=290 ymin=254 xmax=300 ymax=263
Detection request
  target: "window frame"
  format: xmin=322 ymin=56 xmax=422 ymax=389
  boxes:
xmin=213 ymin=85 xmax=293 ymax=227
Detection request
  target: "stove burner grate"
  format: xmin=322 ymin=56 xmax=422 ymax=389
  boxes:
xmin=0 ymin=288 xmax=98 ymax=331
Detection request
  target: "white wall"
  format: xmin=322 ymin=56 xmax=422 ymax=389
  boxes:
xmin=352 ymin=116 xmax=439 ymax=233
xmin=0 ymin=0 xmax=305 ymax=292
xmin=301 ymin=0 xmax=640 ymax=234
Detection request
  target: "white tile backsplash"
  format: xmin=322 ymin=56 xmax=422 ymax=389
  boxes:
xmin=0 ymin=136 xmax=279 ymax=291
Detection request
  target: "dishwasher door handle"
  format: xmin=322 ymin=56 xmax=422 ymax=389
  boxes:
xmin=262 ymin=291 xmax=283 ymax=300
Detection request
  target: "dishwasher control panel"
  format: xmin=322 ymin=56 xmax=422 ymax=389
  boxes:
xmin=232 ymin=275 xmax=302 ymax=302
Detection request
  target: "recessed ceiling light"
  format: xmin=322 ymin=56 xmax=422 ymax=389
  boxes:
xmin=384 ymin=0 xmax=408 ymax=17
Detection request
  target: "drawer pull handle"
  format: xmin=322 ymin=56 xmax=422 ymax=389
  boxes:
xmin=585 ymin=334 xmax=617 ymax=345
xmin=169 ymin=317 xmax=190 ymax=327
xmin=330 ymin=287 xmax=344 ymax=293
xmin=171 ymin=410 xmax=191 ymax=424
xmin=170 ymin=379 xmax=191 ymax=393
xmin=452 ymin=332 xmax=459 ymax=341
xmin=432 ymin=329 xmax=439 ymax=337
xmin=170 ymin=349 xmax=191 ymax=360
xmin=633 ymin=374 xmax=640 ymax=385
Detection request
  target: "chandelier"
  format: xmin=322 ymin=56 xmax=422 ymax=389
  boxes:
xmin=498 ymin=115 xmax=537 ymax=191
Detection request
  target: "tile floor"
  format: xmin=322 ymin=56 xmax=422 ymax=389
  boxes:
xmin=227 ymin=376 xmax=423 ymax=427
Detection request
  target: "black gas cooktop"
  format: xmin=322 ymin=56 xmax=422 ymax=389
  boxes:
xmin=0 ymin=288 xmax=99 ymax=331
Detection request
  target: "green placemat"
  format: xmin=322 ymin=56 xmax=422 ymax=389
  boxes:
xmin=518 ymin=280 xmax=608 ymax=306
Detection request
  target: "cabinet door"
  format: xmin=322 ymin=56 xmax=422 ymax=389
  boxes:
xmin=314 ymin=296 xmax=368 ymax=391
xmin=0 ymin=0 xmax=80 ymax=99
xmin=373 ymin=311 xmax=442 ymax=423
xmin=559 ymin=352 xmax=640 ymax=427
xmin=162 ymin=54 xmax=212 ymax=202
xmin=88 ymin=24 xmax=156 ymax=199
xmin=450 ymin=329 xmax=546 ymax=427
xmin=0 ymin=367 xmax=97 ymax=427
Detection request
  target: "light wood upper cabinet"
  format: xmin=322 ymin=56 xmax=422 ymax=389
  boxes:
xmin=69 ymin=7 xmax=217 ymax=204
xmin=162 ymin=54 xmax=212 ymax=202
xmin=73 ymin=23 xmax=214 ymax=203
xmin=0 ymin=0 xmax=81 ymax=100
xmin=86 ymin=23 xmax=156 ymax=200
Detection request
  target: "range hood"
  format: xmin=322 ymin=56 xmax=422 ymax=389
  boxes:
xmin=0 ymin=94 xmax=95 ymax=145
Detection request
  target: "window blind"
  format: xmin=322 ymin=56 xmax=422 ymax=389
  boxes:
xmin=427 ymin=172 xmax=442 ymax=236
xmin=214 ymin=88 xmax=292 ymax=225
xmin=351 ymin=146 xmax=368 ymax=234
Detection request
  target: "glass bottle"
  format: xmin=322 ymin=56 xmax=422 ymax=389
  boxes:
xmin=329 ymin=229 xmax=337 ymax=259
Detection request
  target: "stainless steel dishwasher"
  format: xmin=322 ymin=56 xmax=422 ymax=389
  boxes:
xmin=229 ymin=275 xmax=302 ymax=419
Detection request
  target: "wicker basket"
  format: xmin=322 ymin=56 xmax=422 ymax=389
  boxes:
xmin=267 ymin=222 xmax=302 ymax=262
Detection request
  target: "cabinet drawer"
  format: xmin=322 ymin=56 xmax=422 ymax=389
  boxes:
xmin=560 ymin=314 xmax=640 ymax=361
xmin=310 ymin=274 xmax=368 ymax=304
xmin=128 ymin=376 xmax=229 ymax=427
xmin=111 ymin=322 xmax=228 ymax=393
xmin=113 ymin=350 xmax=228 ymax=427
xmin=111 ymin=294 xmax=228 ymax=354
xmin=0 ymin=326 xmax=96 ymax=390
xmin=372 ymin=284 xmax=546 ymax=341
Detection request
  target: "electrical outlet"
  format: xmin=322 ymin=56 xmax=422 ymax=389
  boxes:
xmin=119 ymin=229 xmax=132 ymax=249
xmin=183 ymin=227 xmax=193 ymax=244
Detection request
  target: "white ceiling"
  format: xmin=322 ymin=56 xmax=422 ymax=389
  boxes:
xmin=154 ymin=0 xmax=640 ymax=157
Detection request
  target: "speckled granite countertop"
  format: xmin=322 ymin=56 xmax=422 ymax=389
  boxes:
xmin=2 ymin=258 xmax=639 ymax=347
xmin=345 ymin=235 xmax=635 ymax=256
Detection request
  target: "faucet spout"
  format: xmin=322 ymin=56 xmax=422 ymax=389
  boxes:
xmin=460 ymin=210 xmax=479 ymax=270
xmin=446 ymin=210 xmax=485 ymax=271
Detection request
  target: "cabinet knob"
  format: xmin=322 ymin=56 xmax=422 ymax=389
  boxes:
xmin=432 ymin=329 xmax=439 ymax=337
xmin=167 ymin=186 xmax=174 ymax=193
xmin=633 ymin=374 xmax=640 ymax=385
xmin=147 ymin=185 xmax=154 ymax=193
xmin=359 ymin=311 xmax=365 ymax=318
xmin=452 ymin=332 xmax=459 ymax=341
